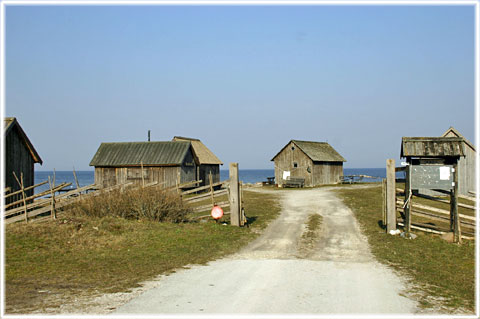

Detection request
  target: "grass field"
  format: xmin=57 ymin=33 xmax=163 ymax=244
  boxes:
xmin=5 ymin=188 xmax=281 ymax=314
xmin=335 ymin=185 xmax=476 ymax=312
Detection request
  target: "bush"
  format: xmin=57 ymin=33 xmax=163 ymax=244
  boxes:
xmin=66 ymin=186 xmax=190 ymax=222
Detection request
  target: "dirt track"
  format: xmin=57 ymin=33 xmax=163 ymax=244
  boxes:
xmin=113 ymin=186 xmax=419 ymax=314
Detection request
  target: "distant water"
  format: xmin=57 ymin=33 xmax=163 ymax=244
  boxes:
xmin=34 ymin=168 xmax=401 ymax=194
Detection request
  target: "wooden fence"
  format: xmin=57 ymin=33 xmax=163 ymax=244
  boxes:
xmin=181 ymin=163 xmax=246 ymax=226
xmin=4 ymin=163 xmax=247 ymax=227
xmin=383 ymin=159 xmax=476 ymax=242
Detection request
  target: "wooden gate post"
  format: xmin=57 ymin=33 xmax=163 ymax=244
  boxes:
xmin=451 ymin=163 xmax=461 ymax=243
xmin=229 ymin=163 xmax=241 ymax=226
xmin=386 ymin=159 xmax=397 ymax=233
xmin=404 ymin=163 xmax=412 ymax=235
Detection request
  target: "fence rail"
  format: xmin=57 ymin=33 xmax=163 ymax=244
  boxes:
xmin=384 ymin=159 xmax=475 ymax=242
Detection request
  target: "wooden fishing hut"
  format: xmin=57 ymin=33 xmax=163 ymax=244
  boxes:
xmin=400 ymin=137 xmax=465 ymax=242
xmin=4 ymin=117 xmax=43 ymax=202
xmin=441 ymin=127 xmax=476 ymax=196
xmin=89 ymin=141 xmax=197 ymax=188
xmin=271 ymin=140 xmax=346 ymax=187
xmin=172 ymin=136 xmax=223 ymax=187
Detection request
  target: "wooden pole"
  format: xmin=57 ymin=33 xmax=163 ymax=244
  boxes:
xmin=48 ymin=176 xmax=56 ymax=219
xmin=239 ymin=181 xmax=245 ymax=226
xmin=386 ymin=159 xmax=396 ymax=233
xmin=451 ymin=163 xmax=461 ymax=243
xmin=141 ymin=161 xmax=145 ymax=188
xmin=404 ymin=163 xmax=412 ymax=235
xmin=209 ymin=173 xmax=214 ymax=206
xmin=13 ymin=172 xmax=28 ymax=223
xmin=229 ymin=163 xmax=240 ymax=226
xmin=73 ymin=167 xmax=80 ymax=190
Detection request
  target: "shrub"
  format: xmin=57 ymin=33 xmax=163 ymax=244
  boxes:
xmin=66 ymin=186 xmax=190 ymax=222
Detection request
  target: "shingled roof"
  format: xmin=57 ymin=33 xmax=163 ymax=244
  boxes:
xmin=89 ymin=141 xmax=192 ymax=167
xmin=271 ymin=140 xmax=346 ymax=162
xmin=173 ymin=136 xmax=223 ymax=165
xmin=4 ymin=117 xmax=42 ymax=164
xmin=442 ymin=127 xmax=475 ymax=152
xmin=401 ymin=137 xmax=465 ymax=158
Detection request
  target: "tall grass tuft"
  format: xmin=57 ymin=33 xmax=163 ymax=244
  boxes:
xmin=67 ymin=186 xmax=190 ymax=222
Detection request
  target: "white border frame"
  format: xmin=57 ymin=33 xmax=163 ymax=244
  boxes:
xmin=0 ymin=1 xmax=478 ymax=319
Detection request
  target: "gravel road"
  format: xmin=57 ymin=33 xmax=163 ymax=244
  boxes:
xmin=114 ymin=186 xmax=418 ymax=314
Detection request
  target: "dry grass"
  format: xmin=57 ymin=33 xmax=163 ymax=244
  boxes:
xmin=5 ymin=188 xmax=281 ymax=314
xmin=335 ymin=185 xmax=475 ymax=312
xmin=67 ymin=186 xmax=190 ymax=222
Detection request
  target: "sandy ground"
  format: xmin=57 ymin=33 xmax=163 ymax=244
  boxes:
xmin=107 ymin=186 xmax=420 ymax=315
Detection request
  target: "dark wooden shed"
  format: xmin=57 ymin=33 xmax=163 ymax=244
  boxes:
xmin=4 ymin=117 xmax=43 ymax=200
xmin=89 ymin=141 xmax=197 ymax=188
xmin=172 ymin=136 xmax=223 ymax=186
xmin=271 ymin=140 xmax=346 ymax=187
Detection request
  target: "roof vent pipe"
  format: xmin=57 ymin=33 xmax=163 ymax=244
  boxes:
xmin=148 ymin=130 xmax=151 ymax=142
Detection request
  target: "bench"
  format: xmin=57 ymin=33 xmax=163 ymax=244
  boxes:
xmin=283 ymin=177 xmax=305 ymax=188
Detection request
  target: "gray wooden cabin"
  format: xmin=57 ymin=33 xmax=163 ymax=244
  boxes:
xmin=441 ymin=127 xmax=476 ymax=196
xmin=172 ymin=136 xmax=223 ymax=187
xmin=89 ymin=141 xmax=197 ymax=188
xmin=4 ymin=117 xmax=43 ymax=202
xmin=271 ymin=140 xmax=346 ymax=187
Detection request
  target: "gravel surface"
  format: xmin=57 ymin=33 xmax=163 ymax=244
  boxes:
xmin=113 ymin=186 xmax=419 ymax=315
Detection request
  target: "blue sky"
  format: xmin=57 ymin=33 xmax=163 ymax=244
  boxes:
xmin=5 ymin=4 xmax=476 ymax=170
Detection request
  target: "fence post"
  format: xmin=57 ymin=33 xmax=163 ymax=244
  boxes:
xmin=386 ymin=159 xmax=396 ymax=233
xmin=209 ymin=173 xmax=214 ymax=206
xmin=451 ymin=163 xmax=461 ymax=243
xmin=229 ymin=163 xmax=240 ymax=226
xmin=404 ymin=163 xmax=412 ymax=235
xmin=48 ymin=176 xmax=56 ymax=219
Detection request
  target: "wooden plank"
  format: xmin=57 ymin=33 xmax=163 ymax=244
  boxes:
xmin=183 ymin=189 xmax=228 ymax=204
xmin=5 ymin=183 xmax=96 ymax=217
xmin=4 ymin=180 xmax=48 ymax=198
xmin=409 ymin=192 xmax=475 ymax=210
xmin=5 ymin=182 xmax=132 ymax=224
xmin=396 ymin=200 xmax=475 ymax=222
xmin=396 ymin=204 xmax=475 ymax=228
xmin=458 ymin=194 xmax=476 ymax=202
xmin=397 ymin=222 xmax=474 ymax=240
xmin=386 ymin=159 xmax=396 ymax=233
xmin=5 ymin=182 xmax=71 ymax=209
xmin=181 ymin=181 xmax=227 ymax=195
xmin=191 ymin=201 xmax=230 ymax=213
xmin=193 ymin=211 xmax=231 ymax=220
xmin=166 ymin=180 xmax=202 ymax=191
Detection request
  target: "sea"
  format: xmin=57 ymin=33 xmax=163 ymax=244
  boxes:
xmin=34 ymin=168 xmax=403 ymax=194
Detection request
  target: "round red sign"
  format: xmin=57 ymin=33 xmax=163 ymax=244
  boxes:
xmin=211 ymin=205 xmax=224 ymax=220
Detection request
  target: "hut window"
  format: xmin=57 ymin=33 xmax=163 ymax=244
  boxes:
xmin=293 ymin=162 xmax=298 ymax=168
xmin=307 ymin=166 xmax=311 ymax=173
xmin=291 ymin=146 xmax=295 ymax=151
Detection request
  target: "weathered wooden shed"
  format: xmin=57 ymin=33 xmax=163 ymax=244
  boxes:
xmin=89 ymin=141 xmax=197 ymax=188
xmin=271 ymin=140 xmax=346 ymax=187
xmin=4 ymin=117 xmax=43 ymax=200
xmin=172 ymin=136 xmax=223 ymax=186
xmin=441 ymin=127 xmax=476 ymax=196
